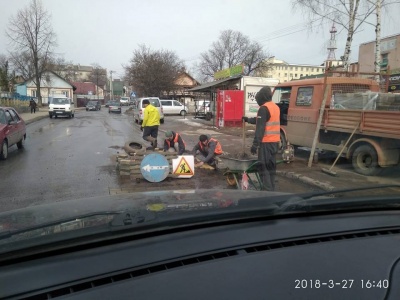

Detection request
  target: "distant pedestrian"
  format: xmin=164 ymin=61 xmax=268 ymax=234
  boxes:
xmin=163 ymin=131 xmax=186 ymax=155
xmin=29 ymin=99 xmax=37 ymax=114
xmin=141 ymin=99 xmax=160 ymax=150
xmin=192 ymin=134 xmax=223 ymax=169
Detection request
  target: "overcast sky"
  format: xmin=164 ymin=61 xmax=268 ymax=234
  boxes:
xmin=1 ymin=0 xmax=399 ymax=80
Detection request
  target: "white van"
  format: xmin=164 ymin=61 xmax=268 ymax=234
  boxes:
xmin=48 ymin=96 xmax=75 ymax=118
xmin=133 ymin=97 xmax=164 ymax=124
xmin=160 ymin=100 xmax=187 ymax=116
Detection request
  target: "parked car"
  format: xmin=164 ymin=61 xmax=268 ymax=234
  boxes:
xmin=0 ymin=107 xmax=26 ymax=160
xmin=86 ymin=100 xmax=101 ymax=111
xmin=108 ymin=101 xmax=122 ymax=114
xmin=160 ymin=99 xmax=187 ymax=116
xmin=105 ymin=100 xmax=113 ymax=108
xmin=132 ymin=97 xmax=164 ymax=124
xmin=120 ymin=97 xmax=130 ymax=106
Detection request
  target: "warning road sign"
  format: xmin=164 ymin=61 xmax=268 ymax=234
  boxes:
xmin=172 ymin=155 xmax=195 ymax=178
xmin=174 ymin=157 xmax=194 ymax=175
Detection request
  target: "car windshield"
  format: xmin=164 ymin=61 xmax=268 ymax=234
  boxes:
xmin=1 ymin=2 xmax=400 ymax=293
xmin=51 ymin=98 xmax=68 ymax=104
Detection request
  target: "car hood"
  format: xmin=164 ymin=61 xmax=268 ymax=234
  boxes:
xmin=0 ymin=189 xmax=285 ymax=233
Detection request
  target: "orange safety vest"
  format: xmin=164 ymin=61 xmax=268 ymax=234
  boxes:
xmin=261 ymin=101 xmax=280 ymax=143
xmin=166 ymin=133 xmax=186 ymax=147
xmin=199 ymin=138 xmax=223 ymax=155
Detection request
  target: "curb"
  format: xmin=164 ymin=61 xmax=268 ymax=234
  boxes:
xmin=24 ymin=114 xmax=48 ymax=125
xmin=277 ymin=170 xmax=336 ymax=192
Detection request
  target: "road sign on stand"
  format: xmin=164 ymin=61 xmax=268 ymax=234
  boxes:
xmin=172 ymin=156 xmax=195 ymax=178
xmin=140 ymin=153 xmax=170 ymax=182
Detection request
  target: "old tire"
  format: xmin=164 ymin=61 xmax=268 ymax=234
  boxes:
xmin=0 ymin=140 xmax=8 ymax=160
xmin=352 ymin=144 xmax=382 ymax=176
xmin=124 ymin=141 xmax=146 ymax=155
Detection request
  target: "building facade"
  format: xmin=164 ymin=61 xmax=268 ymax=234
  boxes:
xmin=358 ymin=33 xmax=400 ymax=74
xmin=16 ymin=71 xmax=75 ymax=104
xmin=260 ymin=58 xmax=325 ymax=82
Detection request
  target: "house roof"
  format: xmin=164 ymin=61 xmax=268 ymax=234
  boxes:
xmin=189 ymin=75 xmax=242 ymax=92
xmin=17 ymin=70 xmax=77 ymax=91
xmin=72 ymin=82 xmax=101 ymax=95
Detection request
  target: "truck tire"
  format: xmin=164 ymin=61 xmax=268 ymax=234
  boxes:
xmin=278 ymin=132 xmax=287 ymax=154
xmin=352 ymin=144 xmax=382 ymax=176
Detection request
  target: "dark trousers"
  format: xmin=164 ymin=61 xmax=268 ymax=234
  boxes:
xmin=30 ymin=107 xmax=36 ymax=113
xmin=143 ymin=125 xmax=159 ymax=146
xmin=258 ymin=142 xmax=279 ymax=191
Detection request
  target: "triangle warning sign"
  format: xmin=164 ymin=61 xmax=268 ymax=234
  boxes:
xmin=174 ymin=157 xmax=194 ymax=175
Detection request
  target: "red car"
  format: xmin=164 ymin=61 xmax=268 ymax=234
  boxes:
xmin=0 ymin=107 xmax=26 ymax=160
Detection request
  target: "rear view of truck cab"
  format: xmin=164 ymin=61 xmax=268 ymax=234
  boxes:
xmin=48 ymin=96 xmax=75 ymax=119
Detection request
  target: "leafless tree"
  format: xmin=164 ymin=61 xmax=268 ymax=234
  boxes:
xmin=292 ymin=0 xmax=398 ymax=70
xmin=89 ymin=63 xmax=108 ymax=92
xmin=0 ymin=55 xmax=15 ymax=92
xmin=6 ymin=0 xmax=57 ymax=105
xmin=124 ymin=45 xmax=184 ymax=97
xmin=197 ymin=30 xmax=273 ymax=81
xmin=46 ymin=57 xmax=77 ymax=82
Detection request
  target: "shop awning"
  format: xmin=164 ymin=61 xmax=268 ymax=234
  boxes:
xmin=189 ymin=75 xmax=242 ymax=92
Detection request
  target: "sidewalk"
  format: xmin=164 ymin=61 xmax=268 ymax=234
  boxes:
xmin=20 ymin=109 xmax=49 ymax=125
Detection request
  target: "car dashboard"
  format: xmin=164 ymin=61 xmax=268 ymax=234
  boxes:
xmin=1 ymin=209 xmax=400 ymax=299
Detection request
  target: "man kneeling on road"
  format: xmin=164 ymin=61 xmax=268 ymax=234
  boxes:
xmin=141 ymin=99 xmax=160 ymax=150
xmin=163 ymin=131 xmax=186 ymax=155
xmin=192 ymin=134 xmax=223 ymax=169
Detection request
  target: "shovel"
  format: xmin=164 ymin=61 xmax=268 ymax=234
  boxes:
xmin=321 ymin=122 xmax=360 ymax=176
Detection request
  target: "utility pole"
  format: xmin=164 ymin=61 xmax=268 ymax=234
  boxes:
xmin=110 ymin=71 xmax=115 ymax=100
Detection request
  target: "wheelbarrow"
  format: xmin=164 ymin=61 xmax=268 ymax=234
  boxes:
xmin=219 ymin=157 xmax=263 ymax=190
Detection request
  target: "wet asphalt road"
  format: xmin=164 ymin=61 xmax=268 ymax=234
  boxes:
xmin=0 ymin=107 xmax=139 ymax=212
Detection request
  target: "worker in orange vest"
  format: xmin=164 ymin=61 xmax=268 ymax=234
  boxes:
xmin=163 ymin=131 xmax=186 ymax=155
xmin=192 ymin=134 xmax=223 ymax=169
xmin=242 ymin=86 xmax=280 ymax=191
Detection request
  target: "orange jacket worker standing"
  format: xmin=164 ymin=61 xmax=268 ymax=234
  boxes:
xmin=242 ymin=86 xmax=280 ymax=191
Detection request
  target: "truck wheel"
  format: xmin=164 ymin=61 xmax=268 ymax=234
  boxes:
xmin=160 ymin=118 xmax=164 ymax=124
xmin=49 ymin=113 xmax=52 ymax=118
xmin=352 ymin=144 xmax=382 ymax=176
xmin=278 ymin=132 xmax=287 ymax=154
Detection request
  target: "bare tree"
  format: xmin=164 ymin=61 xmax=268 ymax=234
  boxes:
xmin=292 ymin=0 xmax=399 ymax=70
xmin=47 ymin=57 xmax=77 ymax=82
xmin=292 ymin=0 xmax=376 ymax=69
xmin=124 ymin=45 xmax=184 ymax=97
xmin=6 ymin=0 xmax=57 ymax=105
xmin=89 ymin=64 xmax=108 ymax=93
xmin=0 ymin=55 xmax=15 ymax=92
xmin=197 ymin=30 xmax=272 ymax=81
xmin=372 ymin=0 xmax=382 ymax=74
